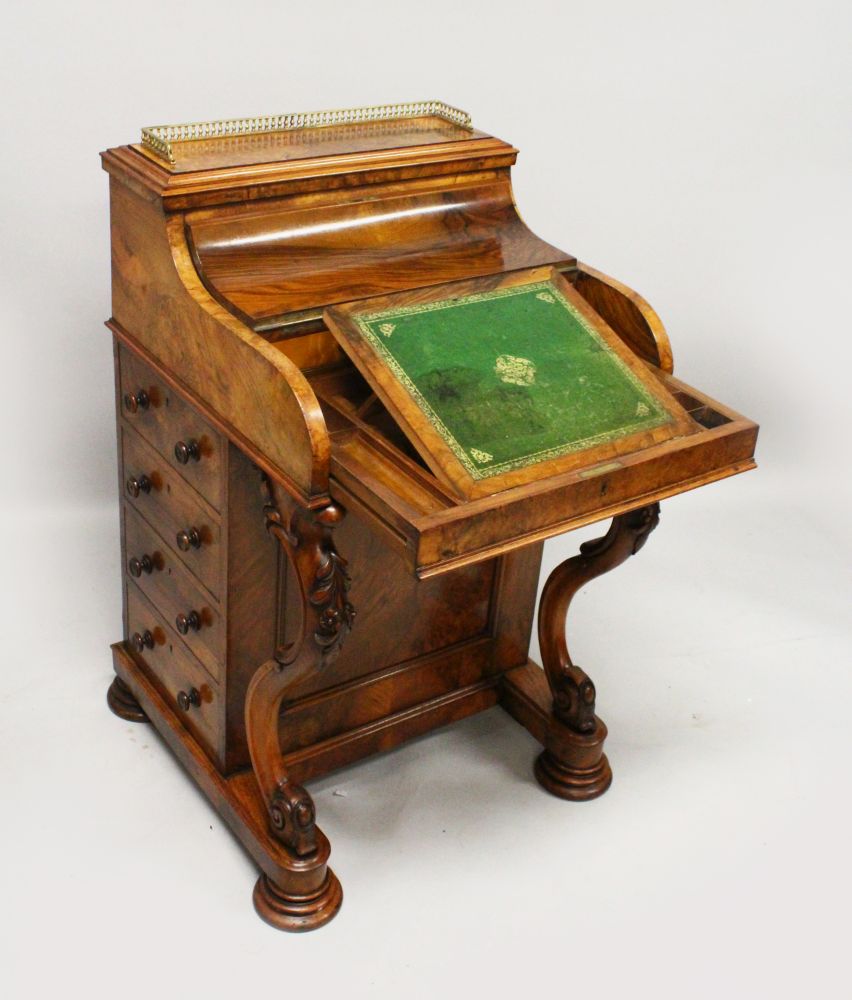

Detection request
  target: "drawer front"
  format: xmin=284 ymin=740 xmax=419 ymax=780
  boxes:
xmin=121 ymin=425 xmax=222 ymax=599
xmin=118 ymin=343 xmax=223 ymax=510
xmin=124 ymin=503 xmax=223 ymax=682
xmin=126 ymin=583 xmax=220 ymax=756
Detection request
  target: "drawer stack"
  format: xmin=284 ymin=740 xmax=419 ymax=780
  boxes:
xmin=116 ymin=341 xmax=278 ymax=772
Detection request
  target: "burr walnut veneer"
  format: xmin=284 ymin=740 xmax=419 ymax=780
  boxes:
xmin=101 ymin=105 xmax=758 ymax=930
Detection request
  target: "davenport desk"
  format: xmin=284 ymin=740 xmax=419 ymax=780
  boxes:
xmin=101 ymin=102 xmax=758 ymax=930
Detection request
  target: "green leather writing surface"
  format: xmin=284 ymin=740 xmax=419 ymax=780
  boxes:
xmin=354 ymin=281 xmax=674 ymax=480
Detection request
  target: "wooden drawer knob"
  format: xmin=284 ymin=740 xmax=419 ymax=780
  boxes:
xmin=175 ymin=610 xmax=201 ymax=634
xmin=177 ymin=687 xmax=201 ymax=712
xmin=128 ymin=554 xmax=154 ymax=577
xmin=130 ymin=630 xmax=154 ymax=652
xmin=176 ymin=527 xmax=202 ymax=551
xmin=125 ymin=474 xmax=152 ymax=498
xmin=174 ymin=439 xmax=201 ymax=464
xmin=123 ymin=389 xmax=150 ymax=414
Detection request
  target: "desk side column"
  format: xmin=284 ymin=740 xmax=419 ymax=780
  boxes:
xmin=244 ymin=477 xmax=354 ymax=930
xmin=502 ymin=503 xmax=660 ymax=800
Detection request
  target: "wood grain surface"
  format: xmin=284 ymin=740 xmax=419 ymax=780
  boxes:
xmin=103 ymin=109 xmax=758 ymax=930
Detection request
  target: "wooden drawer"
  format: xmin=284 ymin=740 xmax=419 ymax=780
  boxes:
xmin=118 ymin=343 xmax=224 ymax=510
xmin=126 ymin=583 xmax=220 ymax=757
xmin=121 ymin=424 xmax=222 ymax=599
xmin=124 ymin=503 xmax=223 ymax=682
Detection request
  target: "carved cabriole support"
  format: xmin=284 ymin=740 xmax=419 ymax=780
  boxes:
xmin=535 ymin=503 xmax=660 ymax=800
xmin=244 ymin=476 xmax=354 ymax=930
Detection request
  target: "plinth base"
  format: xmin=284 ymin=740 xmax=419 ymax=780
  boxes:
xmin=500 ymin=663 xmax=613 ymax=801
xmin=253 ymin=871 xmax=343 ymax=932
xmin=534 ymin=714 xmax=612 ymax=801
xmin=107 ymin=675 xmax=148 ymax=723
xmin=110 ymin=643 xmax=342 ymax=933
xmin=534 ymin=746 xmax=612 ymax=801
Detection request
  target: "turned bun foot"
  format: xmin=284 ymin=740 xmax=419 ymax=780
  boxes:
xmin=534 ymin=718 xmax=612 ymax=801
xmin=535 ymin=748 xmax=612 ymax=801
xmin=253 ymin=870 xmax=343 ymax=932
xmin=107 ymin=676 xmax=148 ymax=723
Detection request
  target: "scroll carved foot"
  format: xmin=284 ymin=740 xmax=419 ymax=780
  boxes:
xmin=535 ymin=503 xmax=660 ymax=800
xmin=269 ymin=780 xmax=318 ymax=857
xmin=107 ymin=675 xmax=148 ymax=723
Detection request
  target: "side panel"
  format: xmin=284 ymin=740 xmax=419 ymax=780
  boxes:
xmin=108 ymin=178 xmax=329 ymax=500
xmin=573 ymin=263 xmax=674 ymax=373
xmin=274 ymin=502 xmax=543 ymax=771
xmin=222 ymin=443 xmax=280 ymax=772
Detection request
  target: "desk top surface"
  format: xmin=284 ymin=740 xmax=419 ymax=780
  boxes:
xmin=352 ymin=279 xmax=675 ymax=480
xmin=326 ymin=268 xmax=696 ymax=499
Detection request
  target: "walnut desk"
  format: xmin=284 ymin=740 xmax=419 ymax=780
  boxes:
xmin=101 ymin=102 xmax=758 ymax=930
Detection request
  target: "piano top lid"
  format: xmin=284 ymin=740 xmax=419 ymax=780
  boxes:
xmin=100 ymin=101 xmax=572 ymax=331
xmin=134 ymin=101 xmax=486 ymax=173
xmin=102 ymin=99 xmax=526 ymax=214
xmin=102 ymin=101 xmax=573 ymax=332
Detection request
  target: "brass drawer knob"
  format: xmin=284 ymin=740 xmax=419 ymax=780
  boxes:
xmin=126 ymin=474 xmax=152 ymax=498
xmin=176 ymin=527 xmax=202 ymax=551
xmin=175 ymin=610 xmax=201 ymax=634
xmin=128 ymin=554 xmax=154 ymax=577
xmin=174 ymin=439 xmax=201 ymax=464
xmin=130 ymin=629 xmax=154 ymax=652
xmin=123 ymin=389 xmax=150 ymax=413
xmin=177 ymin=687 xmax=201 ymax=712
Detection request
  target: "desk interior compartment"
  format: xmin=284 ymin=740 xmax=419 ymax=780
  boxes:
xmin=312 ymin=363 xmax=757 ymax=578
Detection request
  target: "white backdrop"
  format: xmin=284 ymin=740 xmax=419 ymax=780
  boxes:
xmin=1 ymin=2 xmax=850 ymax=998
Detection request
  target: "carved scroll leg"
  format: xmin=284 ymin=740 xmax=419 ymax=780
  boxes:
xmin=245 ymin=479 xmax=354 ymax=931
xmin=107 ymin=674 xmax=148 ymax=723
xmin=246 ymin=656 xmax=344 ymax=932
xmin=535 ymin=503 xmax=660 ymax=801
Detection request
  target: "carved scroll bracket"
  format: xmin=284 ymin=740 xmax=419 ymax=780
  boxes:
xmin=539 ymin=503 xmax=660 ymax=733
xmin=246 ymin=476 xmax=355 ymax=857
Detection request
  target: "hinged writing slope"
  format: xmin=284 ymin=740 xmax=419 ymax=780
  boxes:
xmin=324 ymin=267 xmax=696 ymax=500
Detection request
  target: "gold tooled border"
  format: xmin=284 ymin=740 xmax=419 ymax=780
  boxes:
xmin=355 ymin=281 xmax=672 ymax=480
